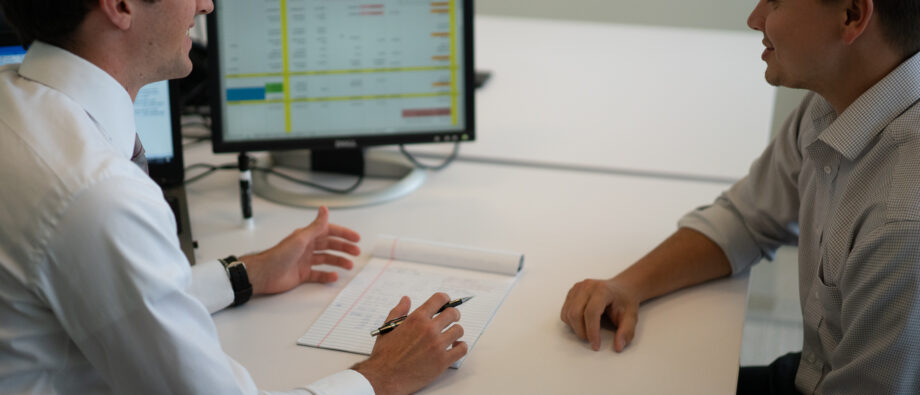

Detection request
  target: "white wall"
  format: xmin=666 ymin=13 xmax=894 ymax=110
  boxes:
xmin=475 ymin=0 xmax=808 ymax=139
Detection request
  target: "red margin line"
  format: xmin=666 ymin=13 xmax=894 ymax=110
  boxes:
xmin=318 ymin=238 xmax=399 ymax=346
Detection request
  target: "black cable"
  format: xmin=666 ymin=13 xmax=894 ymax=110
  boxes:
xmin=399 ymin=142 xmax=460 ymax=171
xmin=184 ymin=163 xmax=236 ymax=184
xmin=182 ymin=120 xmax=211 ymax=130
xmin=183 ymin=162 xmax=364 ymax=194
xmin=253 ymin=166 xmax=364 ymax=194
xmin=182 ymin=105 xmax=211 ymax=118
xmin=183 ymin=136 xmax=211 ymax=146
xmin=181 ymin=112 xmax=212 ymax=139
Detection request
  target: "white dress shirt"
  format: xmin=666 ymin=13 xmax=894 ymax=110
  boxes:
xmin=0 ymin=42 xmax=372 ymax=395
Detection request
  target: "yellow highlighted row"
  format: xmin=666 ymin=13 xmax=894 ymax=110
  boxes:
xmin=227 ymin=91 xmax=453 ymax=106
xmin=227 ymin=65 xmax=452 ymax=79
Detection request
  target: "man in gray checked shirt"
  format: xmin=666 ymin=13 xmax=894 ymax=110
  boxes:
xmin=561 ymin=0 xmax=920 ymax=394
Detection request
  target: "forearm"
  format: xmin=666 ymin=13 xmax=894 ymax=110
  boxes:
xmin=613 ymin=227 xmax=732 ymax=303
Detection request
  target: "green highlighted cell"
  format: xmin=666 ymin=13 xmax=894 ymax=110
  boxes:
xmin=265 ymin=82 xmax=284 ymax=94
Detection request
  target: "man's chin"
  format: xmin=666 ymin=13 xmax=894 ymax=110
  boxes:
xmin=764 ymin=69 xmax=782 ymax=87
xmin=165 ymin=61 xmax=195 ymax=81
xmin=764 ymin=75 xmax=781 ymax=87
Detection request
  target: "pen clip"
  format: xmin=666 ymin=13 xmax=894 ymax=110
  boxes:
xmin=370 ymin=315 xmax=407 ymax=336
xmin=382 ymin=315 xmax=407 ymax=326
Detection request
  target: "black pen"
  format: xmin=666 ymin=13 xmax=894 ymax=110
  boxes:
xmin=371 ymin=296 xmax=473 ymax=337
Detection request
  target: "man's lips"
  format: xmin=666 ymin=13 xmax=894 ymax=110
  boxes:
xmin=762 ymin=38 xmax=774 ymax=51
xmin=761 ymin=39 xmax=774 ymax=60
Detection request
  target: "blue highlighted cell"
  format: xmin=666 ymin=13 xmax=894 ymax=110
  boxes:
xmin=227 ymin=87 xmax=266 ymax=102
xmin=0 ymin=45 xmax=27 ymax=57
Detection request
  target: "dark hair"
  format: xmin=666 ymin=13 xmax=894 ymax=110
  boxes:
xmin=0 ymin=0 xmax=93 ymax=47
xmin=823 ymin=0 xmax=920 ymax=56
xmin=873 ymin=0 xmax=920 ymax=56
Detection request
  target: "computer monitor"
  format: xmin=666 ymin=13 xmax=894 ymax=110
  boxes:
xmin=0 ymin=14 xmax=24 ymax=66
xmin=136 ymin=81 xmax=183 ymax=176
xmin=207 ymin=0 xmax=475 ymax=207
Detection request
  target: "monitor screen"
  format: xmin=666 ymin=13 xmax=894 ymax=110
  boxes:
xmin=135 ymin=81 xmax=175 ymax=164
xmin=0 ymin=44 xmax=25 ymax=66
xmin=208 ymin=0 xmax=475 ymax=153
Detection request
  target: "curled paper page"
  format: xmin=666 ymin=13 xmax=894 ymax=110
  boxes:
xmin=372 ymin=235 xmax=524 ymax=276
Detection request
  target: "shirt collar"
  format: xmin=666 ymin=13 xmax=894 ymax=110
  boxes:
xmin=815 ymin=51 xmax=920 ymax=161
xmin=17 ymin=41 xmax=136 ymax=160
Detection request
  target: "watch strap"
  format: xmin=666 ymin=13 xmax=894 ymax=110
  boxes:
xmin=219 ymin=255 xmax=253 ymax=307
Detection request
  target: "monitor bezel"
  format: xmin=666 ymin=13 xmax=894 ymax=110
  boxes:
xmin=0 ymin=8 xmax=16 ymax=45
xmin=0 ymin=30 xmax=21 ymax=49
xmin=206 ymin=0 xmax=476 ymax=153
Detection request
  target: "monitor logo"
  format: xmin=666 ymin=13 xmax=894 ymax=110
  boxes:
xmin=334 ymin=139 xmax=358 ymax=149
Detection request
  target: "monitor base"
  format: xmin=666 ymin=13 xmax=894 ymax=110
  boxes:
xmin=252 ymin=150 xmax=426 ymax=209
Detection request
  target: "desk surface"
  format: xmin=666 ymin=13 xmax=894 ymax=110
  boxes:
xmin=412 ymin=16 xmax=776 ymax=182
xmin=187 ymin=142 xmax=749 ymax=393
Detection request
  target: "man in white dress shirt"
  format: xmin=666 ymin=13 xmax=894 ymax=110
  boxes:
xmin=0 ymin=0 xmax=466 ymax=394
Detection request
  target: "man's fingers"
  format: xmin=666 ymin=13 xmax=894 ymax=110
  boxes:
xmin=309 ymin=206 xmax=329 ymax=228
xmin=311 ymin=253 xmax=355 ymax=270
xmin=432 ymin=307 xmax=461 ymax=331
xmin=386 ymin=296 xmax=411 ymax=321
xmin=415 ymin=292 xmax=451 ymax=317
xmin=441 ymin=323 xmax=464 ymax=347
xmin=321 ymin=239 xmax=361 ymax=256
xmin=583 ymin=295 xmax=607 ymax=351
xmin=561 ymin=286 xmax=589 ymax=340
xmin=306 ymin=270 xmax=338 ymax=284
xmin=561 ymin=285 xmax=580 ymax=322
xmin=613 ymin=309 xmax=638 ymax=353
xmin=328 ymin=223 xmax=361 ymax=243
xmin=446 ymin=341 xmax=468 ymax=363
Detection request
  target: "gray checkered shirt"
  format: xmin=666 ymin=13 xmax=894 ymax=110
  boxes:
xmin=680 ymin=50 xmax=920 ymax=394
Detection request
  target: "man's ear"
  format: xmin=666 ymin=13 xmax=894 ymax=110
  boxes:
xmin=96 ymin=0 xmax=133 ymax=30
xmin=841 ymin=0 xmax=874 ymax=45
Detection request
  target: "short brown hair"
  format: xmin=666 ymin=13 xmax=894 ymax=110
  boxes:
xmin=0 ymin=0 xmax=94 ymax=47
xmin=823 ymin=0 xmax=920 ymax=56
xmin=873 ymin=0 xmax=920 ymax=56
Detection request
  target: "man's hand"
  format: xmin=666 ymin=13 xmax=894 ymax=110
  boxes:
xmin=561 ymin=278 xmax=639 ymax=352
xmin=240 ymin=206 xmax=361 ymax=295
xmin=352 ymin=293 xmax=468 ymax=395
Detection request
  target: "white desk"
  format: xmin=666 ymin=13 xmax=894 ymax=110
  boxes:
xmin=412 ymin=16 xmax=776 ymax=182
xmin=186 ymin=143 xmax=749 ymax=394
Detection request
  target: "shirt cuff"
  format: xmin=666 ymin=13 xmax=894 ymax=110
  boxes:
xmin=302 ymin=369 xmax=375 ymax=395
xmin=678 ymin=202 xmax=764 ymax=275
xmin=188 ymin=259 xmax=234 ymax=314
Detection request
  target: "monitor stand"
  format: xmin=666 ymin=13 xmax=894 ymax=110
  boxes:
xmin=251 ymin=149 xmax=426 ymax=208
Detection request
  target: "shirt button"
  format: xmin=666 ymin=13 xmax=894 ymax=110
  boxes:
xmin=824 ymin=166 xmax=832 ymax=174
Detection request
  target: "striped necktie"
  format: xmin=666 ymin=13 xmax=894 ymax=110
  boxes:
xmin=131 ymin=133 xmax=149 ymax=174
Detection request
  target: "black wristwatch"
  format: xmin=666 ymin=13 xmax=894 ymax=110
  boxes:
xmin=219 ymin=255 xmax=252 ymax=307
